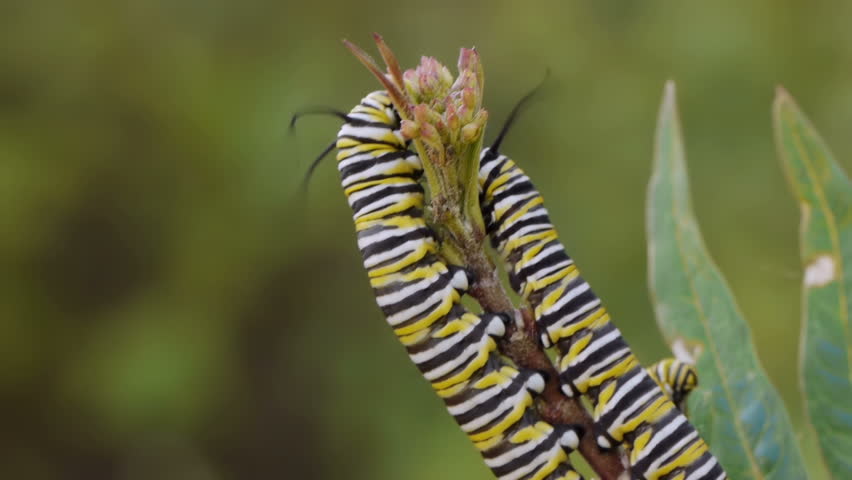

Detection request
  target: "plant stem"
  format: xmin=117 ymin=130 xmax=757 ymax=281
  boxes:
xmin=345 ymin=36 xmax=628 ymax=479
xmin=454 ymin=224 xmax=628 ymax=480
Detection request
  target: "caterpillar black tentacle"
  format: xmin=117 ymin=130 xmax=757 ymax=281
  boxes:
xmin=298 ymin=140 xmax=337 ymax=189
xmin=290 ymin=110 xmax=352 ymax=188
xmin=477 ymin=107 xmax=727 ymax=479
xmin=290 ymin=107 xmax=352 ymax=130
xmin=334 ymin=90 xmax=585 ymax=480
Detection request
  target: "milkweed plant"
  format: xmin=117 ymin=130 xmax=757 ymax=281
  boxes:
xmin=301 ymin=34 xmax=851 ymax=480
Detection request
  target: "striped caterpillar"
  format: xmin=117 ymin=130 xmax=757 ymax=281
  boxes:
xmin=477 ymin=105 xmax=727 ymax=478
xmin=647 ymin=359 xmax=699 ymax=414
xmin=333 ymin=90 xmax=586 ymax=480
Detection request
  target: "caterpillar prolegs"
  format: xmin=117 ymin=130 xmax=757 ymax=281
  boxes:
xmin=335 ymin=90 xmax=585 ymax=480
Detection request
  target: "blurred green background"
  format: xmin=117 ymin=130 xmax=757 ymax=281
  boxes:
xmin=2 ymin=0 xmax=849 ymax=478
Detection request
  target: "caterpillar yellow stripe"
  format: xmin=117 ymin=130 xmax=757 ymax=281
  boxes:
xmin=335 ymin=91 xmax=584 ymax=480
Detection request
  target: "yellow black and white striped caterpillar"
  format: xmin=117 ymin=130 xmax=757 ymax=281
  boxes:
xmin=647 ymin=359 xmax=698 ymax=414
xmin=477 ymin=106 xmax=727 ymax=479
xmin=332 ymin=90 xmax=586 ymax=480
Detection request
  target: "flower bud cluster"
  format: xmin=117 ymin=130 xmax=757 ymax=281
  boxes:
xmin=400 ymin=49 xmax=488 ymax=157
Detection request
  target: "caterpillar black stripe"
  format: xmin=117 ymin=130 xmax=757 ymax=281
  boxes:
xmin=647 ymin=359 xmax=699 ymax=414
xmin=478 ymin=117 xmax=726 ymax=479
xmin=334 ymin=90 xmax=585 ymax=480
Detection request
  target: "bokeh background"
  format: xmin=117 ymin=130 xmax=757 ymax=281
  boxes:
xmin=2 ymin=0 xmax=850 ymax=478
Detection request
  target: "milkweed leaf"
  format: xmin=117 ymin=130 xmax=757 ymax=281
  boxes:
xmin=646 ymin=81 xmax=808 ymax=479
xmin=774 ymin=87 xmax=852 ymax=479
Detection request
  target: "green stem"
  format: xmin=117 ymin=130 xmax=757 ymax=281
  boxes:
xmin=447 ymin=215 xmax=627 ymax=480
xmin=460 ymin=136 xmax=487 ymax=235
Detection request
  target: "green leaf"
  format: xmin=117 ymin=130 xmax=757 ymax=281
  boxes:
xmin=774 ymin=88 xmax=852 ymax=479
xmin=646 ymin=81 xmax=808 ymax=479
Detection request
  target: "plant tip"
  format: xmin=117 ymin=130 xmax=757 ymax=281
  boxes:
xmin=661 ymin=80 xmax=678 ymax=113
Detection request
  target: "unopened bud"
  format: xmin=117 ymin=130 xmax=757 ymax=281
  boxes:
xmin=403 ymin=70 xmax=420 ymax=100
xmin=455 ymin=103 xmax=470 ymax=123
xmin=461 ymin=110 xmax=488 ymax=143
xmin=435 ymin=118 xmax=447 ymax=133
xmin=420 ymin=122 xmax=440 ymax=144
xmin=413 ymin=104 xmax=431 ymax=125
xmin=418 ymin=56 xmax=448 ymax=98
xmin=445 ymin=104 xmax=460 ymax=132
xmin=439 ymin=64 xmax=453 ymax=87
xmin=400 ymin=119 xmax=420 ymax=140
xmin=461 ymin=123 xmax=480 ymax=143
xmin=420 ymin=70 xmax=437 ymax=97
xmin=457 ymin=48 xmax=478 ymax=72
xmin=462 ymin=88 xmax=476 ymax=110
xmin=473 ymin=109 xmax=488 ymax=127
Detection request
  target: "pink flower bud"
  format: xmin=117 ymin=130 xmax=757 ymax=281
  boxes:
xmin=455 ymin=103 xmax=470 ymax=123
xmin=403 ymin=70 xmax=420 ymax=99
xmin=400 ymin=119 xmax=420 ymax=140
xmin=439 ymin=65 xmax=453 ymax=88
xmin=461 ymin=110 xmax=489 ymax=143
xmin=413 ymin=104 xmax=432 ymax=125
xmin=420 ymin=122 xmax=439 ymax=143
xmin=445 ymin=104 xmax=460 ymax=132
xmin=462 ymin=88 xmax=476 ymax=110
xmin=461 ymin=123 xmax=480 ymax=143
xmin=457 ymin=48 xmax=478 ymax=72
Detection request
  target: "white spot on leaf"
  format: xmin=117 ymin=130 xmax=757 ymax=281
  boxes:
xmin=804 ymin=255 xmax=836 ymax=288
xmin=672 ymin=338 xmax=701 ymax=365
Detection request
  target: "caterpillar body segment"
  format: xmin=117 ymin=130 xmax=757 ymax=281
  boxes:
xmin=335 ymin=91 xmax=584 ymax=480
xmin=478 ymin=147 xmax=726 ymax=480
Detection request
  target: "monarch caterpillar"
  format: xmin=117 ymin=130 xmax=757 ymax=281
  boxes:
xmin=329 ymin=90 xmax=585 ymax=480
xmin=646 ymin=359 xmax=699 ymax=414
xmin=477 ymin=104 xmax=727 ymax=478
